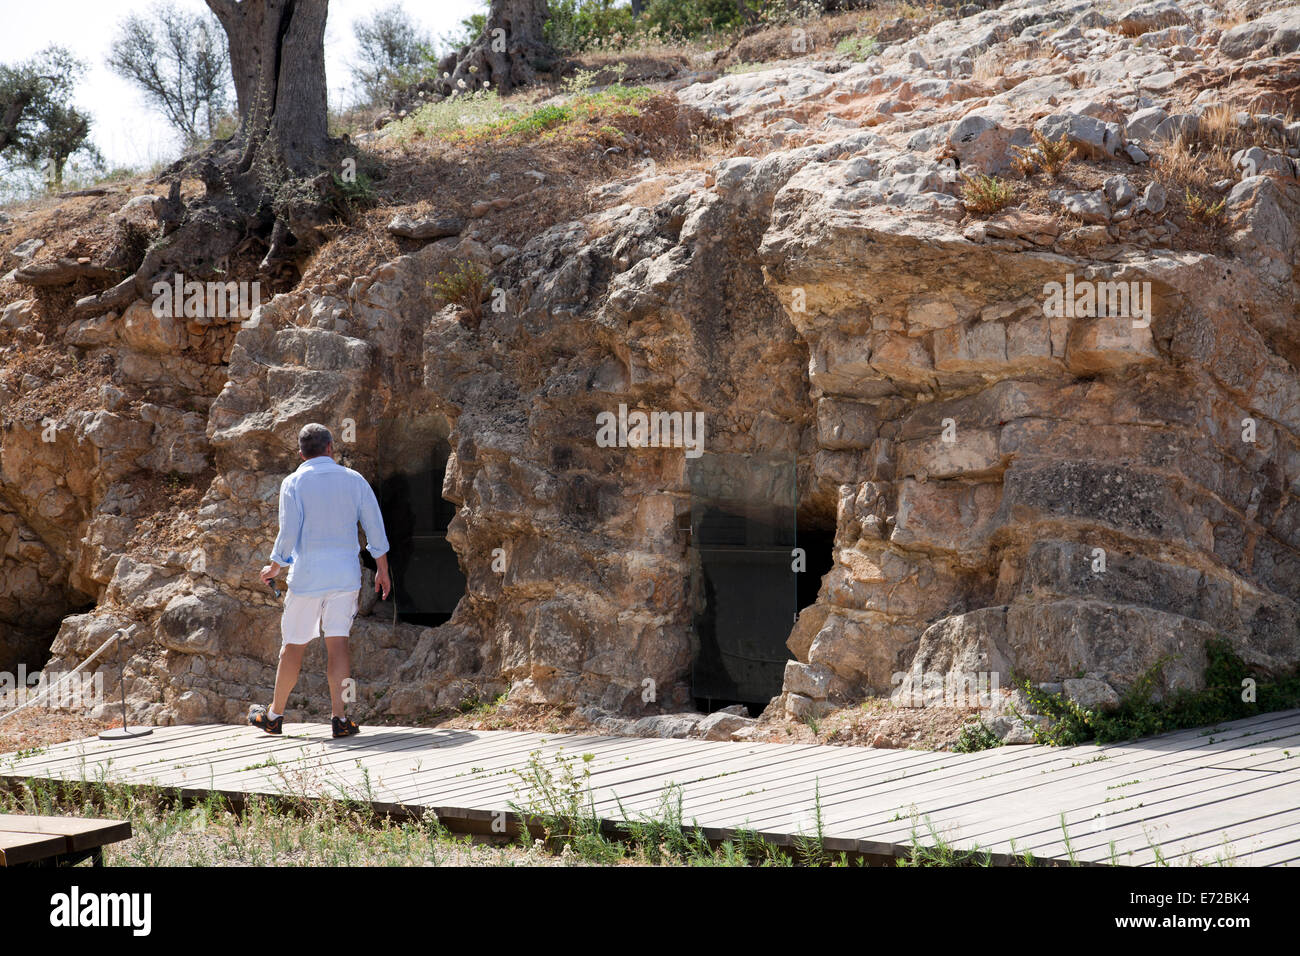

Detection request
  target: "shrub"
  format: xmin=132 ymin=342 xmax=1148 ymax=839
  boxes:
xmin=1017 ymin=639 xmax=1300 ymax=746
xmin=330 ymin=170 xmax=377 ymax=213
xmin=546 ymin=0 xmax=638 ymax=53
xmin=1012 ymin=129 xmax=1077 ymax=178
xmin=429 ymin=260 xmax=489 ymax=325
xmin=953 ymin=720 xmax=1002 ymax=753
xmin=835 ymin=34 xmax=880 ymax=61
xmin=1184 ymin=187 xmax=1227 ymax=224
xmin=961 ymin=173 xmax=1015 ymax=214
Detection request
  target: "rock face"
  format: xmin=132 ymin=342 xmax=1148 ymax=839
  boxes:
xmin=8 ymin=0 xmax=1300 ymax=727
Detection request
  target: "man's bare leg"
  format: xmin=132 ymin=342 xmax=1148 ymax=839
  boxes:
xmin=325 ymin=635 xmax=351 ymax=720
xmin=271 ymin=643 xmax=307 ymax=716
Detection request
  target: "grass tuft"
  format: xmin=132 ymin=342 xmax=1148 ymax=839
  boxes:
xmin=961 ymin=173 xmax=1015 ymax=214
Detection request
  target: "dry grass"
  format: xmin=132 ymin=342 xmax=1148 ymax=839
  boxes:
xmin=1150 ymin=134 xmax=1236 ymax=194
xmin=1013 ymin=129 xmax=1078 ymax=179
xmin=301 ymin=90 xmax=731 ymax=288
xmin=972 ymin=39 xmax=1051 ymax=83
xmin=0 ymin=779 xmax=577 ymax=867
xmin=1112 ymin=11 xmax=1191 ymax=37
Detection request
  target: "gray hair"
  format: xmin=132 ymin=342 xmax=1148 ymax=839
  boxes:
xmin=298 ymin=423 xmax=333 ymax=458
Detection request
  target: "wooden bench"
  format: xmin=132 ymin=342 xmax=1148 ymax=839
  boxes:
xmin=0 ymin=814 xmax=132 ymax=867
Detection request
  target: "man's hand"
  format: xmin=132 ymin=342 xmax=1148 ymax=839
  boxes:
xmin=375 ymin=554 xmax=392 ymax=600
xmin=260 ymin=562 xmax=281 ymax=586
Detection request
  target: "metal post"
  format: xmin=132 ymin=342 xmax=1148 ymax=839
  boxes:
xmin=98 ymin=628 xmax=152 ymax=741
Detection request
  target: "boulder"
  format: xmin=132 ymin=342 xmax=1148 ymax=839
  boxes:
xmin=120 ymin=299 xmax=182 ymax=354
xmin=1063 ymin=677 xmax=1122 ymax=712
xmin=0 ymin=298 xmax=36 ymax=330
xmin=1116 ymin=0 xmax=1190 ymax=36
xmin=1050 ymin=188 xmax=1111 ymax=223
xmin=631 ymin=713 xmax=704 ymax=738
xmin=783 ymin=660 xmax=833 ymax=698
xmin=386 ymin=213 xmax=466 ymax=240
xmin=1036 ymin=113 xmax=1123 ymax=159
xmin=65 ymin=312 xmax=118 ymax=347
xmin=1221 ymin=7 xmax=1300 ymax=58
xmin=1125 ymin=106 xmax=1169 ymax=142
xmin=692 ymin=711 xmax=757 ymax=740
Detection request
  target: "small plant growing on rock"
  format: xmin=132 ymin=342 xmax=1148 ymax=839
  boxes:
xmin=953 ymin=719 xmax=1001 ymax=753
xmin=1012 ymin=129 xmax=1076 ymax=179
xmin=429 ymin=260 xmax=489 ymax=326
xmin=330 ymin=169 xmax=376 ymax=213
xmin=1184 ymin=188 xmax=1227 ymax=225
xmin=835 ymin=34 xmax=880 ymax=61
xmin=960 ymin=173 xmax=1015 ymax=214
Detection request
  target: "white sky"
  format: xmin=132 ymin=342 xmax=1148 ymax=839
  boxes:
xmin=2 ymin=0 xmax=488 ymax=168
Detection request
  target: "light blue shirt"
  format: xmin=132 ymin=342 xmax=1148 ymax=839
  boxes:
xmin=269 ymin=456 xmax=390 ymax=596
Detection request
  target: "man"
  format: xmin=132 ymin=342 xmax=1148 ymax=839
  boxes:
xmin=249 ymin=423 xmax=392 ymax=738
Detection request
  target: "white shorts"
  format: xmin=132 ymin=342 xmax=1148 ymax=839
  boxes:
xmin=281 ymin=588 xmax=358 ymax=645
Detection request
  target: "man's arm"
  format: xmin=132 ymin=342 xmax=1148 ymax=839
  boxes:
xmin=357 ymin=476 xmax=391 ymax=599
xmin=262 ymin=477 xmax=301 ymax=585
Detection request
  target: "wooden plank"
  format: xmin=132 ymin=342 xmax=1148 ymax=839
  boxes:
xmin=6 ymin=713 xmax=1300 ymax=866
xmin=185 ymin=728 xmax=630 ymax=805
xmin=824 ymin=761 xmax=1287 ymax=858
xmin=382 ymin=735 xmax=767 ymax=808
xmin=867 ymin=765 xmax=1246 ymax=856
xmin=1130 ymin=803 xmax=1300 ymax=867
xmin=0 ymin=814 xmax=131 ymax=852
xmin=975 ymin=772 xmax=1300 ymax=863
xmin=403 ymin=738 xmax=830 ymax=806
xmin=1070 ymin=779 xmax=1300 ymax=865
xmin=802 ymin=726 xmax=1300 ymax=840
xmin=135 ymin=726 xmax=505 ymax=790
xmin=0 ymin=830 xmax=67 ymax=866
xmin=601 ymin=748 xmax=949 ymax=827
xmin=207 ymin=727 xmax=604 ymax=791
xmin=0 ymin=724 xmax=232 ymax=773
xmin=678 ymin=745 xmax=1080 ymax=831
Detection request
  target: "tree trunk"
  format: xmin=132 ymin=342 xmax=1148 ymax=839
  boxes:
xmin=0 ymin=90 xmax=34 ymax=155
xmin=205 ymin=0 xmax=329 ymax=174
xmin=441 ymin=0 xmax=552 ymax=97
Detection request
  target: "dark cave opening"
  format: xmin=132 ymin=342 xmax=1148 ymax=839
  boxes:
xmin=369 ymin=440 xmax=466 ymax=628
xmin=690 ymin=505 xmax=835 ymax=715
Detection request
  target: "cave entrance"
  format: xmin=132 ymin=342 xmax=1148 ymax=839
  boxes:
xmin=373 ymin=435 xmax=466 ymax=627
xmin=688 ymin=455 xmax=833 ymax=714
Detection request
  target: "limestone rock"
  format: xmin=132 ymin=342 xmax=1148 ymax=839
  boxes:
xmin=1063 ymin=677 xmax=1121 ymax=712
xmin=21 ymin=0 xmax=1300 ymax=730
xmin=386 ymin=214 xmax=465 ymax=240
xmin=632 ymin=713 xmax=704 ymax=738
xmin=692 ymin=711 xmax=757 ymax=740
xmin=1036 ymin=113 xmax=1123 ymax=159
xmin=1221 ymin=7 xmax=1300 ymax=58
xmin=121 ymin=299 xmax=182 ymax=354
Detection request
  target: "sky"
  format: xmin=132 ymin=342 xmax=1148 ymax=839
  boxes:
xmin=2 ymin=0 xmax=488 ymax=169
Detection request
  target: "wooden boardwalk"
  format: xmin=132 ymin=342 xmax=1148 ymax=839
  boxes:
xmin=2 ymin=709 xmax=1298 ymax=865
